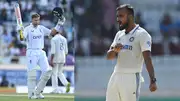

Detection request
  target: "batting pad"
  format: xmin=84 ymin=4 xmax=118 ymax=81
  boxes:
xmin=35 ymin=70 xmax=52 ymax=94
xmin=27 ymin=69 xmax=36 ymax=98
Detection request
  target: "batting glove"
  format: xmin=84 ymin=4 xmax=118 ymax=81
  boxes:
xmin=57 ymin=16 xmax=66 ymax=25
xmin=16 ymin=25 xmax=24 ymax=31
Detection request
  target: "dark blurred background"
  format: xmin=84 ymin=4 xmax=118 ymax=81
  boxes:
xmin=75 ymin=0 xmax=180 ymax=101
xmin=74 ymin=0 xmax=180 ymax=56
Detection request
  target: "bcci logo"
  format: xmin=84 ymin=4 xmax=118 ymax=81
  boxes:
xmin=129 ymin=37 xmax=134 ymax=42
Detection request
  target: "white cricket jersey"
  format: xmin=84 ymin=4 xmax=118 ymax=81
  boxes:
xmin=23 ymin=23 xmax=51 ymax=49
xmin=111 ymin=25 xmax=152 ymax=73
xmin=50 ymin=34 xmax=68 ymax=63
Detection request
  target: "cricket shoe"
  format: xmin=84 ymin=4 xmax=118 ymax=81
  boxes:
xmin=39 ymin=93 xmax=45 ymax=99
xmin=30 ymin=92 xmax=44 ymax=99
xmin=66 ymin=82 xmax=71 ymax=93
xmin=28 ymin=93 xmax=33 ymax=99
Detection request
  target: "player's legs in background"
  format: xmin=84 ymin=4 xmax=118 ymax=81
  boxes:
xmin=33 ymin=50 xmax=52 ymax=98
xmin=26 ymin=51 xmax=38 ymax=99
xmin=106 ymin=73 xmax=121 ymax=101
xmin=117 ymin=73 xmax=140 ymax=101
xmin=51 ymin=63 xmax=59 ymax=93
xmin=58 ymin=63 xmax=70 ymax=93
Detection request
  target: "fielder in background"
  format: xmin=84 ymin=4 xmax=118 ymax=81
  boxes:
xmin=49 ymin=27 xmax=70 ymax=94
xmin=16 ymin=13 xmax=65 ymax=99
xmin=106 ymin=4 xmax=157 ymax=101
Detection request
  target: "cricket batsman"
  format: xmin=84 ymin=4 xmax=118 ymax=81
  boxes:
xmin=106 ymin=4 xmax=157 ymax=101
xmin=16 ymin=12 xmax=65 ymax=99
xmin=49 ymin=28 xmax=70 ymax=94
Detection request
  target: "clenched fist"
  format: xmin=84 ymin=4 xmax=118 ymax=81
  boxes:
xmin=149 ymin=83 xmax=157 ymax=92
xmin=113 ymin=43 xmax=123 ymax=53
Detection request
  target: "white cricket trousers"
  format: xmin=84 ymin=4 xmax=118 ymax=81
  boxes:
xmin=106 ymin=72 xmax=142 ymax=101
xmin=51 ymin=63 xmax=68 ymax=90
xmin=26 ymin=49 xmax=52 ymax=98
xmin=26 ymin=49 xmax=51 ymax=71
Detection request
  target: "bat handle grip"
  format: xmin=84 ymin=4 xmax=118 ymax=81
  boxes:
xmin=19 ymin=30 xmax=24 ymax=41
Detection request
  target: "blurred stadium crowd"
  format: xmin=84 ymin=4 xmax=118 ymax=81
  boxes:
xmin=75 ymin=0 xmax=180 ymax=56
xmin=0 ymin=0 xmax=74 ymax=59
xmin=2 ymin=0 xmax=180 ymax=57
xmin=0 ymin=0 xmax=75 ymax=87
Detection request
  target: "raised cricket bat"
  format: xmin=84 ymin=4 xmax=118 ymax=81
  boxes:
xmin=14 ymin=2 xmax=24 ymax=40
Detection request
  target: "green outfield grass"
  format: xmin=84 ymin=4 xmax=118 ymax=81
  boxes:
xmin=0 ymin=93 xmax=74 ymax=101
xmin=75 ymin=96 xmax=180 ymax=101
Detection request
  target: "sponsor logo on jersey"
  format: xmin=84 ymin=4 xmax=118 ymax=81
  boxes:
xmin=33 ymin=35 xmax=42 ymax=39
xmin=122 ymin=45 xmax=132 ymax=50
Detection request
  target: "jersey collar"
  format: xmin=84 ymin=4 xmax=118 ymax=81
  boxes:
xmin=128 ymin=24 xmax=140 ymax=35
xmin=124 ymin=24 xmax=139 ymax=35
xmin=30 ymin=23 xmax=39 ymax=28
xmin=55 ymin=34 xmax=60 ymax=37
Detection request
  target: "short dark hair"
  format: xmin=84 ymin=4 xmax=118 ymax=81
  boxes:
xmin=31 ymin=13 xmax=40 ymax=19
xmin=116 ymin=4 xmax=134 ymax=17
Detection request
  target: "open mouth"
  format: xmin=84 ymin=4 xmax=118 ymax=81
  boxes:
xmin=119 ymin=22 xmax=122 ymax=26
xmin=119 ymin=24 xmax=123 ymax=27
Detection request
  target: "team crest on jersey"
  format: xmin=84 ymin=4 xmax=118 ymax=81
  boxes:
xmin=129 ymin=37 xmax=134 ymax=42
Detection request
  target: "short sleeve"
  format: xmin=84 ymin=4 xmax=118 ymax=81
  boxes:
xmin=139 ymin=32 xmax=152 ymax=52
xmin=54 ymin=24 xmax=63 ymax=33
xmin=110 ymin=32 xmax=119 ymax=48
xmin=41 ymin=26 xmax=51 ymax=36
xmin=50 ymin=39 xmax=56 ymax=54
